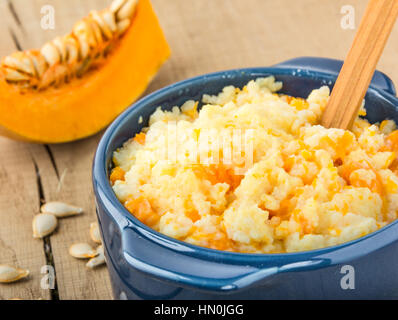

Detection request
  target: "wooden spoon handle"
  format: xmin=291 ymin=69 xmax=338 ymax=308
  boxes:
xmin=321 ymin=0 xmax=398 ymax=130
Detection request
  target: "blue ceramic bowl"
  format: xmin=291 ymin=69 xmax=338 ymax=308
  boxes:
xmin=93 ymin=57 xmax=398 ymax=299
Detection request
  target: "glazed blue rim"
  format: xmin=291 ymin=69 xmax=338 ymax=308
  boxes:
xmin=93 ymin=63 xmax=398 ymax=290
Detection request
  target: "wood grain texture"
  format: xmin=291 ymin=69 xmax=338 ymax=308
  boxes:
xmin=322 ymin=0 xmax=398 ymax=129
xmin=0 ymin=0 xmax=398 ymax=300
xmin=39 ymin=138 xmax=113 ymax=300
xmin=0 ymin=139 xmax=51 ymax=300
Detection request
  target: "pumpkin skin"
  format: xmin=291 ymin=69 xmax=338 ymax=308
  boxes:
xmin=0 ymin=0 xmax=170 ymax=143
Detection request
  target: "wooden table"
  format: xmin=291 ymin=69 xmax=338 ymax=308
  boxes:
xmin=0 ymin=0 xmax=397 ymax=300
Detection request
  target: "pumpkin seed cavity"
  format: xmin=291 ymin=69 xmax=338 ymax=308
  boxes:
xmin=0 ymin=0 xmax=138 ymax=91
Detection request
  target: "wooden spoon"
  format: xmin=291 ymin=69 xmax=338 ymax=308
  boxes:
xmin=321 ymin=0 xmax=398 ymax=130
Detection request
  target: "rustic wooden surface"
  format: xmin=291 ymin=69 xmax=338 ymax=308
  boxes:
xmin=0 ymin=0 xmax=397 ymax=300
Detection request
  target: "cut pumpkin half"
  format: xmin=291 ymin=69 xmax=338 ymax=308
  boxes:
xmin=0 ymin=0 xmax=170 ymax=143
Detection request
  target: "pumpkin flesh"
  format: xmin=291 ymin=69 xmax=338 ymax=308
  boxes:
xmin=0 ymin=0 xmax=170 ymax=143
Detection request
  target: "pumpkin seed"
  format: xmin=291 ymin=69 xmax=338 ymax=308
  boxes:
xmin=54 ymin=65 xmax=70 ymax=86
xmin=0 ymin=265 xmax=29 ymax=283
xmin=69 ymin=243 xmax=98 ymax=259
xmin=90 ymin=11 xmax=113 ymax=40
xmin=2 ymin=0 xmax=135 ymax=91
xmin=52 ymin=37 xmax=68 ymax=63
xmin=73 ymin=22 xmax=94 ymax=59
xmin=63 ymin=35 xmax=80 ymax=65
xmin=27 ymin=50 xmax=48 ymax=78
xmin=117 ymin=19 xmax=130 ymax=35
xmin=89 ymin=222 xmax=102 ymax=244
xmin=86 ymin=245 xmax=105 ymax=268
xmin=32 ymin=213 xmax=58 ymax=238
xmin=41 ymin=201 xmax=83 ymax=218
xmin=110 ymin=0 xmax=126 ymax=14
xmin=77 ymin=37 xmax=90 ymax=60
xmin=41 ymin=42 xmax=61 ymax=66
xmin=2 ymin=52 xmax=35 ymax=76
xmin=87 ymin=17 xmax=104 ymax=46
xmin=116 ymin=0 xmax=138 ymax=21
xmin=2 ymin=67 xmax=31 ymax=82
xmin=38 ymin=68 xmax=56 ymax=89
xmin=76 ymin=20 xmax=98 ymax=47
xmin=101 ymin=10 xmax=117 ymax=32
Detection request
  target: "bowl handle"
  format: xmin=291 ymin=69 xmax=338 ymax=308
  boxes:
xmin=273 ymin=56 xmax=396 ymax=96
xmin=120 ymin=224 xmax=326 ymax=293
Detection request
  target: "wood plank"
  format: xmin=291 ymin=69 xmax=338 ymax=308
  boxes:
xmin=0 ymin=0 xmax=22 ymax=55
xmin=149 ymin=0 xmax=364 ymax=83
xmin=148 ymin=0 xmax=398 ymax=87
xmin=0 ymin=139 xmax=51 ymax=300
xmin=37 ymin=137 xmax=113 ymax=300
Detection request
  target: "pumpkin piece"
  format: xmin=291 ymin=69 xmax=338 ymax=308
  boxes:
xmin=189 ymin=224 xmax=234 ymax=251
xmin=348 ymin=169 xmax=384 ymax=195
xmin=124 ymin=196 xmax=159 ymax=227
xmin=339 ymin=159 xmax=384 ymax=195
xmin=386 ymin=130 xmax=398 ymax=173
xmin=185 ymin=209 xmax=201 ymax=223
xmin=386 ymin=130 xmax=398 ymax=152
xmin=133 ymin=132 xmax=146 ymax=145
xmin=191 ymin=164 xmax=242 ymax=190
xmin=110 ymin=166 xmax=125 ymax=184
xmin=0 ymin=0 xmax=170 ymax=143
xmin=289 ymin=97 xmax=309 ymax=110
